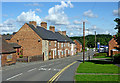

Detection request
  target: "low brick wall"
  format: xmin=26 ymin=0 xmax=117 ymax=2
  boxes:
xmin=17 ymin=55 xmax=43 ymax=62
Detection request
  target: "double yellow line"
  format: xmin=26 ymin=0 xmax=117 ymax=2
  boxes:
xmin=48 ymin=61 xmax=77 ymax=83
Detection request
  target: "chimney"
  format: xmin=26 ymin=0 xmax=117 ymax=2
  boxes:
xmin=41 ymin=21 xmax=47 ymax=29
xmin=29 ymin=21 xmax=37 ymax=27
xmin=49 ymin=26 xmax=55 ymax=32
xmin=58 ymin=31 xmax=62 ymax=34
xmin=62 ymin=31 xmax=66 ymax=36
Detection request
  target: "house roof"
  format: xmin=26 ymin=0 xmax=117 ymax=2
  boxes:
xmin=27 ymin=23 xmax=57 ymax=40
xmin=2 ymin=35 xmax=12 ymax=40
xmin=62 ymin=35 xmax=75 ymax=44
xmin=9 ymin=43 xmax=21 ymax=48
xmin=26 ymin=23 xmax=74 ymax=43
xmin=0 ymin=37 xmax=16 ymax=54
xmin=75 ymin=40 xmax=82 ymax=45
xmin=54 ymin=32 xmax=68 ymax=42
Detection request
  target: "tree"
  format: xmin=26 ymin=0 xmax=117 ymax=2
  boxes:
xmin=114 ymin=18 xmax=120 ymax=50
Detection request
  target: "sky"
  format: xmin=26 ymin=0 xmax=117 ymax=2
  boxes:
xmin=0 ymin=1 xmax=119 ymax=37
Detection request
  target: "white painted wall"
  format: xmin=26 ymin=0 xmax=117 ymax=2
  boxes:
xmin=42 ymin=40 xmax=49 ymax=61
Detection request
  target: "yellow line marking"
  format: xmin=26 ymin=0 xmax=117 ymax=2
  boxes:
xmin=47 ymin=61 xmax=77 ymax=83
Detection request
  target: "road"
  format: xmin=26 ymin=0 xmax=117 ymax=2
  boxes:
xmin=2 ymin=50 xmax=94 ymax=82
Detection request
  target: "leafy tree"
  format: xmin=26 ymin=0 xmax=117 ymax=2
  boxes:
xmin=70 ymin=34 xmax=112 ymax=48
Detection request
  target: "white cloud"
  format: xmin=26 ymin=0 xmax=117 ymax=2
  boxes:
xmin=35 ymin=8 xmax=42 ymax=13
xmin=73 ymin=20 xmax=82 ymax=25
xmin=66 ymin=25 xmax=81 ymax=29
xmin=113 ymin=9 xmax=118 ymax=16
xmin=0 ymin=19 xmax=18 ymax=34
xmin=24 ymin=3 xmax=43 ymax=7
xmin=83 ymin=10 xmax=98 ymax=18
xmin=45 ymin=1 xmax=73 ymax=25
xmin=17 ymin=10 xmax=42 ymax=25
xmin=70 ymin=32 xmax=74 ymax=36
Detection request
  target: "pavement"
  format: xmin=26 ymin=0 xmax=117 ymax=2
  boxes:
xmin=1 ymin=50 xmax=94 ymax=82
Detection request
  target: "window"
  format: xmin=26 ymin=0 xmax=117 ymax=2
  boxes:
xmin=68 ymin=43 xmax=69 ymax=47
xmin=55 ymin=50 xmax=56 ymax=56
xmin=58 ymin=51 xmax=60 ymax=56
xmin=38 ymin=39 xmax=41 ymax=42
xmin=68 ymin=50 xmax=69 ymax=54
xmin=7 ymin=54 xmax=12 ymax=61
xmin=64 ymin=43 xmax=65 ymax=47
xmin=49 ymin=41 xmax=51 ymax=46
xmin=64 ymin=50 xmax=65 ymax=54
xmin=49 ymin=51 xmax=51 ymax=55
xmin=17 ymin=40 xmax=19 ymax=43
xmin=61 ymin=43 xmax=63 ymax=48
xmin=62 ymin=51 xmax=63 ymax=55
xmin=58 ymin=43 xmax=59 ymax=48
xmin=45 ymin=41 xmax=47 ymax=46
xmin=45 ymin=51 xmax=47 ymax=56
xmin=55 ymin=41 xmax=56 ymax=47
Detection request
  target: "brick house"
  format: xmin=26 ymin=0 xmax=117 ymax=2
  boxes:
xmin=9 ymin=21 xmax=75 ymax=61
xmin=74 ymin=40 xmax=82 ymax=53
xmin=108 ymin=37 xmax=120 ymax=56
xmin=0 ymin=36 xmax=17 ymax=66
xmin=54 ymin=31 xmax=69 ymax=58
xmin=2 ymin=35 xmax=21 ymax=59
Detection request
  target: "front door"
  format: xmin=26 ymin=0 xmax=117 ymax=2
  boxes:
xmin=66 ymin=50 xmax=68 ymax=57
xmin=53 ymin=50 xmax=55 ymax=59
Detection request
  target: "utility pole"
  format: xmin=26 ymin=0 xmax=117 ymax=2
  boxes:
xmin=83 ymin=22 xmax=85 ymax=63
xmin=95 ymin=31 xmax=96 ymax=56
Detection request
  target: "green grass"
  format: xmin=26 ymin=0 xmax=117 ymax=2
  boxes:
xmin=95 ymin=53 xmax=107 ymax=56
xmin=75 ymin=75 xmax=119 ymax=82
xmin=93 ymin=56 xmax=112 ymax=59
xmin=76 ymin=61 xmax=119 ymax=74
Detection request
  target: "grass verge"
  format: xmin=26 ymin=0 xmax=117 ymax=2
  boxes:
xmin=75 ymin=75 xmax=119 ymax=82
xmin=93 ymin=56 xmax=112 ymax=59
xmin=76 ymin=61 xmax=119 ymax=74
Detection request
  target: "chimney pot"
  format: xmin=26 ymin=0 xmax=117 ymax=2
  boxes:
xmin=58 ymin=31 xmax=62 ymax=34
xmin=41 ymin=21 xmax=47 ymax=29
xmin=62 ymin=31 xmax=66 ymax=36
xmin=29 ymin=21 xmax=37 ymax=27
xmin=49 ymin=26 xmax=55 ymax=32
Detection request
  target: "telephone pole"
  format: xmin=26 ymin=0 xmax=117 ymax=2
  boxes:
xmin=95 ymin=31 xmax=96 ymax=56
xmin=83 ymin=22 xmax=85 ymax=63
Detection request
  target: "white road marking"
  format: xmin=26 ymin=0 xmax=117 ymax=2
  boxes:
xmin=40 ymin=65 xmax=46 ymax=67
xmin=39 ymin=68 xmax=47 ymax=71
xmin=27 ymin=68 xmax=36 ymax=72
xmin=6 ymin=73 xmax=23 ymax=81
xmin=48 ymin=68 xmax=51 ymax=71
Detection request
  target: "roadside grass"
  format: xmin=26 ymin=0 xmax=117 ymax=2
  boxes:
xmin=76 ymin=61 xmax=119 ymax=74
xmin=75 ymin=75 xmax=119 ymax=82
xmin=93 ymin=56 xmax=112 ymax=59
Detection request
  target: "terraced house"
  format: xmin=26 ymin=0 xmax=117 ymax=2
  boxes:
xmin=9 ymin=21 xmax=76 ymax=62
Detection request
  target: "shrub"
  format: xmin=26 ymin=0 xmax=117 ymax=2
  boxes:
xmin=19 ymin=55 xmax=23 ymax=58
xmin=113 ymin=54 xmax=120 ymax=63
xmin=94 ymin=53 xmax=107 ymax=56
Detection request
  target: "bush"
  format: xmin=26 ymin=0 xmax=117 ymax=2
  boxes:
xmin=94 ymin=53 xmax=107 ymax=56
xmin=113 ymin=54 xmax=120 ymax=63
xmin=19 ymin=55 xmax=23 ymax=58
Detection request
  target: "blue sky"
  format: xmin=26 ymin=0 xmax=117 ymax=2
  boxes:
xmin=1 ymin=1 xmax=119 ymax=36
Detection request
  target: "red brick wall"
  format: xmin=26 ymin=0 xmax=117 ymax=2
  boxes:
xmin=1 ymin=53 xmax=16 ymax=66
xmin=74 ymin=40 xmax=82 ymax=52
xmin=10 ymin=23 xmax=43 ymax=57
xmin=108 ymin=38 xmax=118 ymax=56
xmin=48 ymin=40 xmax=58 ymax=59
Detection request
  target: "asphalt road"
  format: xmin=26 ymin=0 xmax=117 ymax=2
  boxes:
xmin=1 ymin=50 xmax=94 ymax=82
